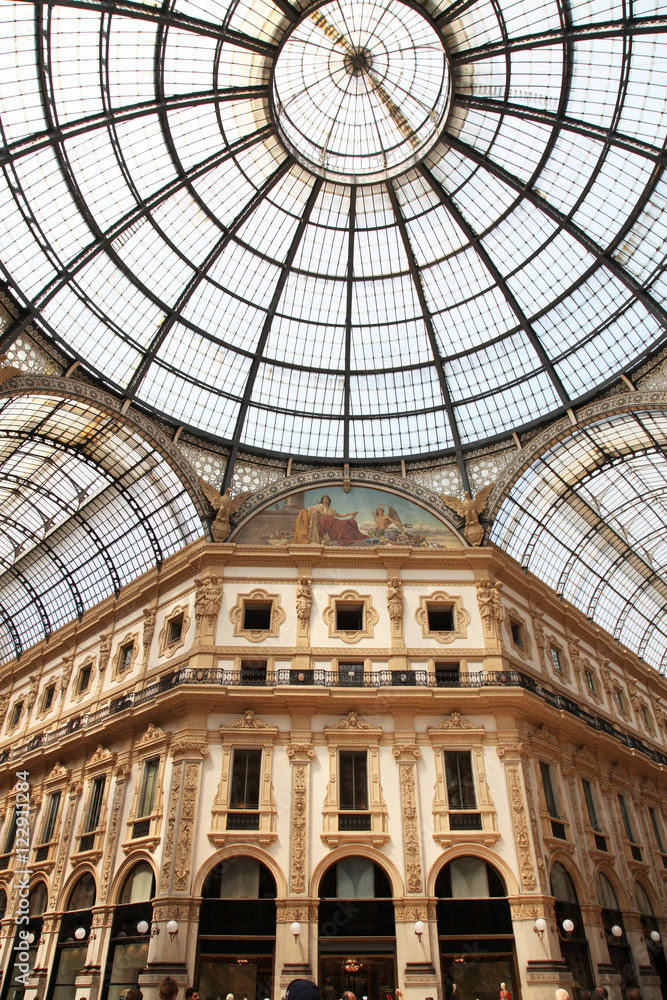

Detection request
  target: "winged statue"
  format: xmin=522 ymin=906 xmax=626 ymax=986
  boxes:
xmin=439 ymin=483 xmax=494 ymax=546
xmin=200 ymin=479 xmax=253 ymax=542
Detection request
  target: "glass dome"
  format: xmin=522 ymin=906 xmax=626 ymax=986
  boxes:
xmin=0 ymin=0 xmax=666 ymax=462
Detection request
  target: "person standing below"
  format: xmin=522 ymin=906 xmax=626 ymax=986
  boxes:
xmin=500 ymin=982 xmax=511 ymax=1000
xmin=159 ymin=978 xmax=179 ymax=1000
xmin=591 ymin=988 xmax=608 ymax=1000
xmin=342 ymin=992 xmax=357 ymax=1000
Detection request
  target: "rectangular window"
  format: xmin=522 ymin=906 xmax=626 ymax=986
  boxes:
xmin=335 ymin=603 xmax=363 ymax=631
xmin=618 ymin=794 xmax=636 ymax=842
xmin=540 ymin=761 xmax=560 ymax=818
xmin=649 ymin=807 xmax=666 ymax=853
xmin=84 ymin=777 xmax=105 ymax=833
xmin=10 ymin=701 xmax=23 ymax=728
xmin=138 ymin=757 xmax=159 ymax=818
xmin=168 ymin=616 xmax=183 ymax=644
xmin=119 ymin=644 xmax=133 ymax=673
xmin=243 ymin=602 xmax=272 ymax=630
xmin=41 ymin=791 xmax=61 ymax=844
xmin=615 ymin=688 xmax=626 ymax=712
xmin=445 ymin=751 xmax=477 ymax=809
xmin=642 ymin=706 xmax=651 ymax=727
xmin=427 ymin=605 xmax=455 ymax=632
xmin=2 ymin=808 xmax=16 ymax=854
xmin=585 ymin=669 xmax=596 ymax=693
xmin=78 ymin=665 xmax=91 ymax=693
xmin=230 ymin=749 xmax=261 ymax=809
xmin=339 ymin=750 xmax=368 ymax=810
xmin=510 ymin=622 xmax=523 ymax=648
xmin=550 ymin=647 xmax=563 ymax=672
xmin=582 ymin=779 xmax=601 ymax=832
xmin=43 ymin=684 xmax=55 ymax=711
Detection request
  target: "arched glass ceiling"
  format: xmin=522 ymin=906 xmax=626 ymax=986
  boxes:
xmin=0 ymin=390 xmax=203 ymax=663
xmin=0 ymin=0 xmax=666 ymax=464
xmin=490 ymin=409 xmax=667 ymax=674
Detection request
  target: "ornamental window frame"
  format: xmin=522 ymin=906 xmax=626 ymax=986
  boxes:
xmin=111 ymin=633 xmax=139 ymax=681
xmin=581 ymin=658 xmax=602 ymax=705
xmin=617 ymin=793 xmax=644 ymax=865
xmin=321 ymin=712 xmax=388 ymax=847
xmin=209 ymin=712 xmax=279 ymax=847
xmin=504 ymin=608 xmax=533 ymax=661
xmin=33 ymin=764 xmax=71 ymax=870
xmin=547 ymin=638 xmax=570 ymax=682
xmin=72 ymin=659 xmax=95 ymax=703
xmin=415 ymin=591 xmax=470 ymax=644
xmin=74 ymin=746 xmax=116 ymax=861
xmin=427 ymin=713 xmax=498 ymax=847
xmin=158 ymin=606 xmax=191 ymax=658
xmin=322 ymin=590 xmax=378 ymax=643
xmin=229 ymin=589 xmax=286 ymax=643
xmin=7 ymin=698 xmax=24 ymax=733
xmin=613 ymin=685 xmax=630 ymax=718
xmin=36 ymin=680 xmax=57 ymax=719
xmin=122 ymin=724 xmax=171 ymax=854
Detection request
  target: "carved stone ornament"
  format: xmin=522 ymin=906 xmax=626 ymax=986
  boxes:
xmin=233 ymin=708 xmax=271 ymax=729
xmin=505 ymin=764 xmax=537 ymax=891
xmin=157 ymin=608 xmax=191 ymax=658
xmin=496 ymin=741 xmax=528 ymax=758
xmin=48 ymin=762 xmax=70 ymax=781
xmin=229 ymin=588 xmax=286 ymax=642
xmin=415 ymin=591 xmax=470 ymax=644
xmin=327 ymin=711 xmax=378 ymax=732
xmin=195 ymin=574 xmax=223 ymax=642
xmin=286 ymin=743 xmax=316 ymax=758
xmin=87 ymin=745 xmax=114 ymax=767
xmin=142 ymin=608 xmax=156 ymax=650
xmin=296 ymin=577 xmax=313 ymax=624
xmin=137 ymin=722 xmax=167 ymax=745
xmin=398 ymin=761 xmax=423 ymax=892
xmin=322 ymin=589 xmax=379 ymax=643
xmin=170 ymin=737 xmax=209 ymax=758
xmin=429 ymin=712 xmax=484 ymax=732
xmin=476 ymin=579 xmax=503 ymax=643
xmin=532 ymin=725 xmax=557 ymax=745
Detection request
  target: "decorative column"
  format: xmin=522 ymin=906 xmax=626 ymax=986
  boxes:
xmin=393 ymin=740 xmax=438 ymax=1000
xmin=496 ymin=743 xmax=568 ymax=1000
xmin=141 ymin=736 xmax=208 ymax=991
xmin=279 ymin=740 xmax=316 ymax=990
xmin=623 ymin=910 xmax=662 ymax=997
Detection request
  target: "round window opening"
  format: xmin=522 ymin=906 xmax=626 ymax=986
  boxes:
xmin=272 ymin=0 xmax=451 ymax=182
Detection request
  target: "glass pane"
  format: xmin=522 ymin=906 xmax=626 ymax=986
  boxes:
xmin=230 ymin=749 xmax=262 ymax=809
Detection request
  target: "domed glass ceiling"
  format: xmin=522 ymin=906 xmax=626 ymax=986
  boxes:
xmin=0 ymin=0 xmax=666 ymax=462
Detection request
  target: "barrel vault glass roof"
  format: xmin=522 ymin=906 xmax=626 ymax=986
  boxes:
xmin=1 ymin=0 xmax=666 ymax=464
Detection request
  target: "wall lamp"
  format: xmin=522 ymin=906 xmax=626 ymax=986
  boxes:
xmin=74 ymin=926 xmax=96 ymax=941
xmin=137 ymin=920 xmax=160 ymax=937
xmin=555 ymin=919 xmax=575 ymax=941
xmin=166 ymin=919 xmax=178 ymax=942
xmin=414 ymin=920 xmax=425 ymax=943
xmin=642 ymin=930 xmax=661 ymax=944
xmin=290 ymin=921 xmax=301 ymax=942
xmin=601 ymin=924 xmax=623 ymax=944
xmin=533 ymin=918 xmax=547 ymax=939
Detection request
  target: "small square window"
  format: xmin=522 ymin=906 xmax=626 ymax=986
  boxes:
xmin=119 ymin=644 xmax=133 ymax=673
xmin=168 ymin=616 xmax=183 ymax=644
xmin=427 ymin=604 xmax=455 ymax=632
xmin=243 ymin=602 xmax=272 ymax=630
xmin=510 ymin=622 xmax=523 ymax=648
xmin=78 ymin=666 xmax=92 ymax=694
xmin=336 ymin=603 xmax=363 ymax=631
xmin=550 ymin=647 xmax=562 ymax=672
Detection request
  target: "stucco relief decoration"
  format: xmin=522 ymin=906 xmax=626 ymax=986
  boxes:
xmin=230 ymin=588 xmax=286 ymax=642
xmin=137 ymin=722 xmax=167 ymax=746
xmin=60 ymin=655 xmax=74 ymax=699
xmin=98 ymin=634 xmax=111 ymax=677
xmin=142 ymin=608 xmax=156 ymax=652
xmin=296 ymin=577 xmax=313 ymax=639
xmin=100 ymin=776 xmax=126 ymax=902
xmin=160 ymin=761 xmax=183 ymax=893
xmin=200 ymin=478 xmax=253 ymax=541
xmin=0 ymin=694 xmax=8 ymax=728
xmin=170 ymin=737 xmax=209 ymax=758
xmin=158 ymin=608 xmax=190 ymax=658
xmin=439 ymin=483 xmax=493 ymax=546
xmin=290 ymin=761 xmax=309 ymax=894
xmin=505 ymin=764 xmax=537 ymax=891
xmin=195 ymin=574 xmax=223 ymax=641
xmin=323 ymin=590 xmax=379 ymax=643
xmin=387 ymin=578 xmax=404 ymax=639
xmin=173 ymin=761 xmax=201 ymax=891
xmin=233 ymin=709 xmax=271 ymax=729
xmin=431 ymin=712 xmax=484 ymax=732
xmin=414 ymin=590 xmax=470 ymax=645
xmin=87 ymin=745 xmax=114 ymax=768
xmin=398 ymin=761 xmax=423 ymax=893
xmin=531 ymin=610 xmax=546 ymax=669
xmin=476 ymin=579 xmax=503 ymax=644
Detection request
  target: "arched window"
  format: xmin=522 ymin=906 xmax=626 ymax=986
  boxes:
xmin=29 ymin=882 xmax=48 ymax=916
xmin=635 ymin=882 xmax=654 ymax=917
xmin=202 ymin=856 xmax=276 ymax=899
xmin=119 ymin=862 xmax=155 ymax=904
xmin=551 ymin=862 xmax=579 ymax=903
xmin=596 ymin=873 xmax=620 ymax=910
xmin=435 ymin=856 xmax=506 ymax=898
xmin=318 ymin=857 xmax=392 ymax=898
xmin=67 ymin=873 xmax=96 ymax=910
xmin=0 ymin=888 xmax=6 ymax=921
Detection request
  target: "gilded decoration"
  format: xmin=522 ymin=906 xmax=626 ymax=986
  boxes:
xmin=322 ymin=589 xmax=379 ymax=643
xmin=229 ymin=588 xmax=286 ymax=642
xmin=415 ymin=591 xmax=470 ymax=644
xmin=210 ymin=713 xmax=279 ymax=846
xmin=158 ymin=607 xmax=191 ymax=658
xmin=110 ymin=632 xmax=140 ymax=679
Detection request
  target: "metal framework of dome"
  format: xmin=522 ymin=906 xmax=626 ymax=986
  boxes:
xmin=0 ymin=0 xmax=666 ymax=477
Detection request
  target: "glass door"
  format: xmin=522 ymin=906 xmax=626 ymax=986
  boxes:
xmin=320 ymin=955 xmax=395 ymax=1000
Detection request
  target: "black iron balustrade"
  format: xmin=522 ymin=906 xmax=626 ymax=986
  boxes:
xmin=226 ymin=811 xmax=260 ymax=830
xmin=338 ymin=812 xmax=371 ymax=831
xmin=449 ymin=811 xmax=483 ymax=831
